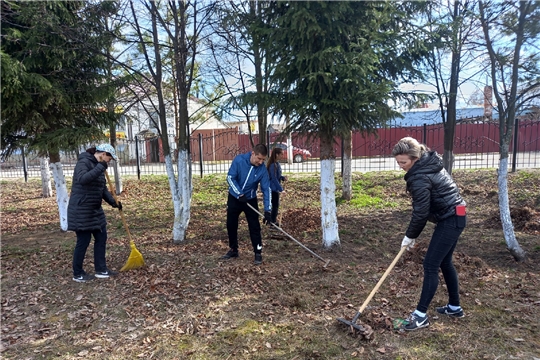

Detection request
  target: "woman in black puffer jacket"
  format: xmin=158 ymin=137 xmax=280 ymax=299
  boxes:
xmin=392 ymin=137 xmax=467 ymax=331
xmin=68 ymin=144 xmax=122 ymax=282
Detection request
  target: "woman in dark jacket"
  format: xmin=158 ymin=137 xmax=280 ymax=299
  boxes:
xmin=392 ymin=137 xmax=467 ymax=331
xmin=68 ymin=144 xmax=122 ymax=282
xmin=267 ymin=147 xmax=287 ymax=225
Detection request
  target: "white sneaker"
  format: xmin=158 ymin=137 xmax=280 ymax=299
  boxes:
xmin=95 ymin=270 xmax=118 ymax=279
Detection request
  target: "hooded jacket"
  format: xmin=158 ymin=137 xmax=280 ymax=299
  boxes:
xmin=227 ymin=152 xmax=271 ymax=212
xmin=404 ymin=151 xmax=465 ymax=239
xmin=67 ymin=151 xmax=116 ymax=232
xmin=268 ymin=162 xmax=284 ymax=192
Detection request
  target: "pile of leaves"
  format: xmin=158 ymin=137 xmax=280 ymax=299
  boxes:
xmin=281 ymin=207 xmax=320 ymax=235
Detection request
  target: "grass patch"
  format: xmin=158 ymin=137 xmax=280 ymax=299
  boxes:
xmin=344 ymin=173 xmax=400 ymax=209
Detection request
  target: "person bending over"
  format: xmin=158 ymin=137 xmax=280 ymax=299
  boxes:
xmin=222 ymin=144 xmax=272 ymax=265
xmin=392 ymin=137 xmax=467 ymax=331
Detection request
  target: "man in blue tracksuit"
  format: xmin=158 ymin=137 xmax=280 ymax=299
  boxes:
xmin=222 ymin=144 xmax=272 ymax=265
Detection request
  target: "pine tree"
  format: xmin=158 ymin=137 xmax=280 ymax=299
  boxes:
xmin=1 ymin=1 xmax=118 ymax=229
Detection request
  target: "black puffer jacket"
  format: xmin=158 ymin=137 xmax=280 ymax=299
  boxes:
xmin=67 ymin=152 xmax=116 ymax=232
xmin=404 ymin=151 xmax=465 ymax=239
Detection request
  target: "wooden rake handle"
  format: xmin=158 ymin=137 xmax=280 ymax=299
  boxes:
xmin=105 ymin=171 xmax=134 ymax=243
xmin=357 ymin=246 xmax=407 ymax=314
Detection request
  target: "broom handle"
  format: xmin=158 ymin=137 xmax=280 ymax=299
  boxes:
xmin=358 ymin=246 xmax=407 ymax=313
xmin=105 ymin=171 xmax=134 ymax=243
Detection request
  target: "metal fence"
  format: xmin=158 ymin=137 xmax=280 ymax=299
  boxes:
xmin=2 ymin=118 xmax=539 ymax=180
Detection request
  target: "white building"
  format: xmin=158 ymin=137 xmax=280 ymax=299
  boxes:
xmin=113 ymin=95 xmax=230 ymax=163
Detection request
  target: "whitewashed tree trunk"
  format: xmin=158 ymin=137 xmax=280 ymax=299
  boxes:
xmin=497 ymin=158 xmax=526 ymax=261
xmin=287 ymin=137 xmax=293 ymax=165
xmin=342 ymin=132 xmax=352 ymax=201
xmin=320 ymin=159 xmax=340 ymax=247
xmin=49 ymin=162 xmax=69 ymax=231
xmin=40 ymin=157 xmax=52 ymax=198
xmin=112 ymin=161 xmax=123 ymax=195
xmin=165 ymin=150 xmax=192 ymax=243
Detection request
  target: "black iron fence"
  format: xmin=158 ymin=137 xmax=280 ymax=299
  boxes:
xmin=2 ymin=118 xmax=539 ymax=180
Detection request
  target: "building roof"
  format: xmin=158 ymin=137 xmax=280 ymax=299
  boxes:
xmin=391 ymin=106 xmax=499 ymax=126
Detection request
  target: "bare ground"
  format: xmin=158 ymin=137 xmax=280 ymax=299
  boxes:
xmin=1 ymin=169 xmax=540 ymax=359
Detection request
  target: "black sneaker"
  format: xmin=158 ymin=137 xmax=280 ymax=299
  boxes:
xmin=403 ymin=312 xmax=430 ymax=331
xmin=254 ymin=253 xmax=262 ymax=265
xmin=73 ymin=273 xmax=95 ymax=283
xmin=436 ymin=305 xmax=464 ymax=318
xmin=221 ymin=249 xmax=239 ymax=259
xmin=95 ymin=270 xmax=119 ymax=279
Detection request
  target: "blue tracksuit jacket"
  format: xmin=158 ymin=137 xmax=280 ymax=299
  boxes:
xmin=227 ymin=152 xmax=272 ymax=212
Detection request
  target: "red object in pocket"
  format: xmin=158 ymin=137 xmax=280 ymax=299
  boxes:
xmin=456 ymin=205 xmax=466 ymax=216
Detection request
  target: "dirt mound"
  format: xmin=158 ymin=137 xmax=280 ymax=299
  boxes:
xmin=485 ymin=206 xmax=540 ymax=233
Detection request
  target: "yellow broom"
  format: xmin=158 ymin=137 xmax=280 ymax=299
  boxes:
xmin=105 ymin=171 xmax=145 ymax=271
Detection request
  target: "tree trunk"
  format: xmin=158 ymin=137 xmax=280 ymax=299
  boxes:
xmin=443 ymin=148 xmax=455 ymax=175
xmin=320 ymin=134 xmax=340 ymax=248
xmin=286 ymin=115 xmax=292 ymax=164
xmin=497 ymin=158 xmax=526 ymax=261
xmin=40 ymin=157 xmax=52 ymax=198
xmin=341 ymin=132 xmax=352 ymax=201
xmin=112 ymin=161 xmax=122 ymax=195
xmin=164 ymin=151 xmax=191 ymax=243
xmin=442 ymin=0 xmax=462 ymax=176
xmin=479 ymin=0 xmax=530 ymax=262
xmin=286 ymin=137 xmax=293 ymax=165
xmin=49 ymin=162 xmax=69 ymax=231
xmin=251 ymin=1 xmax=266 ymax=145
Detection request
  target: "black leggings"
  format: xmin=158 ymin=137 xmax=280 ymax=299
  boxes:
xmin=417 ymin=215 xmax=466 ymax=313
xmin=226 ymin=194 xmax=262 ymax=254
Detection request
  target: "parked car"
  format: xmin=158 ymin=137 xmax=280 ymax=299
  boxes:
xmin=271 ymin=142 xmax=311 ymax=163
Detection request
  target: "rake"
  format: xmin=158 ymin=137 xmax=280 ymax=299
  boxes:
xmin=105 ymin=171 xmax=145 ymax=271
xmin=337 ymin=246 xmax=407 ymax=332
xmin=246 ymin=202 xmax=330 ymax=268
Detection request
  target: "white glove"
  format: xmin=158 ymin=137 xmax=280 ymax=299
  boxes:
xmin=401 ymin=236 xmax=416 ymax=251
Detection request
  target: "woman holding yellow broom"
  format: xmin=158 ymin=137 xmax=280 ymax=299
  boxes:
xmin=68 ymin=144 xmax=121 ymax=282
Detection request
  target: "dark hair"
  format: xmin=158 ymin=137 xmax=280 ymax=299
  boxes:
xmin=267 ymin=147 xmax=283 ymax=170
xmin=253 ymin=144 xmax=268 ymax=157
xmin=391 ymin=137 xmax=429 ymax=160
